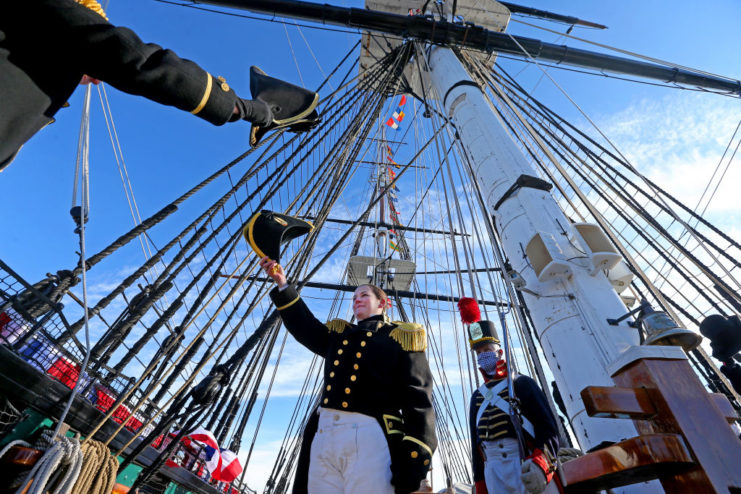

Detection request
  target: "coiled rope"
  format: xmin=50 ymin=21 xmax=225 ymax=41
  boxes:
xmin=70 ymin=440 xmax=118 ymax=494
xmin=16 ymin=430 xmax=82 ymax=494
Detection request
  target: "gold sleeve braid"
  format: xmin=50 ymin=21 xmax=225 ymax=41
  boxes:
xmin=76 ymin=0 xmax=108 ymax=20
xmin=389 ymin=322 xmax=427 ymax=351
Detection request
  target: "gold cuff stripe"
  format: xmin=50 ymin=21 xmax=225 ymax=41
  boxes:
xmin=403 ymin=436 xmax=433 ymax=457
xmin=191 ymin=73 xmax=213 ymax=115
xmin=276 ymin=296 xmax=300 ymax=311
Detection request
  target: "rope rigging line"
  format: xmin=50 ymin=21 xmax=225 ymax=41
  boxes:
xmin=67 ymin=46 xmax=371 ymax=347
xmin=478 ymin=56 xmax=741 ymax=405
xmin=500 ymin=31 xmax=741 ymax=297
xmin=111 ymin=48 xmax=410 ymax=480
xmin=653 ymin=121 xmax=741 ymax=291
xmin=112 ymin=140 xmax=356 ymax=455
xmin=492 ymin=61 xmax=741 ymax=315
xmin=494 ymin=53 xmax=741 ymax=97
xmin=399 ymin=95 xmax=480 ymax=447
xmin=52 ymin=83 xmax=95 ymax=446
xmin=60 ymin=50 xmax=378 ymax=406
xmin=510 ymin=17 xmax=740 ymax=84
xmin=486 ymin=55 xmax=740 ymax=318
xmin=498 ymin=62 xmax=741 ymax=256
xmin=26 ymin=12 xmax=741 ymax=490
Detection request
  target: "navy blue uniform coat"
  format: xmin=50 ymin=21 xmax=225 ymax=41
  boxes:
xmin=270 ymin=285 xmax=437 ymax=494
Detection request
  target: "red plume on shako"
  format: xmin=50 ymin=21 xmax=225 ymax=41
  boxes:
xmin=457 ymin=297 xmax=500 ymax=349
xmin=457 ymin=297 xmax=481 ymax=325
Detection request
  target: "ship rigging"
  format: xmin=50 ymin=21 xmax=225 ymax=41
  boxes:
xmin=0 ymin=1 xmax=740 ymax=493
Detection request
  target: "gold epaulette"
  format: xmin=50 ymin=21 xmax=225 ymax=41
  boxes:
xmin=389 ymin=322 xmax=427 ymax=352
xmin=326 ymin=318 xmax=351 ymax=334
xmin=77 ymin=0 xmax=108 ymax=20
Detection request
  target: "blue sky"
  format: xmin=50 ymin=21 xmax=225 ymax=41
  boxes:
xmin=2 ymin=0 xmax=740 ymax=277
xmin=1 ymin=0 xmax=740 ymax=491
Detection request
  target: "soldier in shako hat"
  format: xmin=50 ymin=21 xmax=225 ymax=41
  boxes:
xmin=458 ymin=297 xmax=559 ymax=494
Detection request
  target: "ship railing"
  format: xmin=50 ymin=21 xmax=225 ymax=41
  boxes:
xmin=158 ymin=439 xmax=254 ymax=494
xmin=0 ymin=260 xmax=162 ymax=438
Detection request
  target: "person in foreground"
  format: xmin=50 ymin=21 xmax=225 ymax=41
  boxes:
xmin=0 ymin=0 xmax=319 ymax=170
xmin=459 ymin=298 xmax=559 ymax=494
xmin=260 ymin=256 xmax=437 ymax=494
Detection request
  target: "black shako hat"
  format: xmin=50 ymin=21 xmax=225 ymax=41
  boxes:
xmin=242 ymin=210 xmax=313 ymax=262
xmin=249 ymin=66 xmax=320 ymax=148
xmin=468 ymin=320 xmax=500 ymax=350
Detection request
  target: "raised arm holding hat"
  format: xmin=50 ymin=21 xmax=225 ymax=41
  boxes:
xmin=458 ymin=297 xmax=559 ymax=494
xmin=256 ymin=251 xmax=437 ymax=494
xmin=0 ymin=0 xmax=320 ymax=170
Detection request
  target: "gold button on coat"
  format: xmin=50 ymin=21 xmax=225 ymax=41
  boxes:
xmin=366 ymin=331 xmax=373 ymax=337
xmin=326 ymin=385 xmax=331 ymax=391
xmin=342 ymin=340 xmax=348 ymax=345
xmin=342 ymin=401 xmax=348 ymax=408
xmin=345 ymin=387 xmax=351 ymax=394
xmin=334 ymin=360 xmax=339 ymax=366
xmin=329 ymin=371 xmax=335 ymax=378
xmin=411 ymin=451 xmax=419 ymax=459
xmin=350 ymin=375 xmax=357 ymax=381
xmin=360 ymin=341 xmax=366 ymax=347
xmin=353 ymin=364 xmax=359 ymax=370
xmin=424 ymin=459 xmax=430 ymax=466
xmin=338 ymin=349 xmax=343 ymax=355
xmin=356 ymin=352 xmax=362 ymax=358
xmin=323 ymin=398 xmax=328 ymax=404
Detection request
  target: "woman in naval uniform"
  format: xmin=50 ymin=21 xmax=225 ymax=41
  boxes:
xmin=259 ymin=257 xmax=437 ymax=494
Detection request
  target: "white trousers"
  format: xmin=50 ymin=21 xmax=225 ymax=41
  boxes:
xmin=307 ymin=407 xmax=394 ymax=494
xmin=482 ymin=438 xmax=526 ymax=494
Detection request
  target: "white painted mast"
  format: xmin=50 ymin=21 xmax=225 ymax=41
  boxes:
xmin=420 ymin=43 xmax=667 ymax=492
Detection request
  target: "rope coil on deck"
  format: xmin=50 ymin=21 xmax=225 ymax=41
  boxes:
xmin=70 ymin=439 xmax=118 ymax=494
xmin=17 ymin=430 xmax=83 ymax=494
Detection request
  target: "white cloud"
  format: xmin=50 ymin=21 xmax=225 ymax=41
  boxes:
xmin=593 ymin=92 xmax=741 ymax=219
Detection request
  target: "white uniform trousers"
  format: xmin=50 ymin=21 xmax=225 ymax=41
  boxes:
xmin=482 ymin=437 xmax=526 ymax=494
xmin=307 ymin=407 xmax=394 ymax=494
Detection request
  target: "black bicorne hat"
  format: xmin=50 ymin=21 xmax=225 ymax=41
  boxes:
xmin=242 ymin=210 xmax=313 ymax=262
xmin=249 ymin=66 xmax=320 ymax=147
xmin=468 ymin=320 xmax=500 ymax=350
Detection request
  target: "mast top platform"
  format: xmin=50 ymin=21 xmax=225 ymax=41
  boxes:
xmin=359 ymin=0 xmax=510 ymax=81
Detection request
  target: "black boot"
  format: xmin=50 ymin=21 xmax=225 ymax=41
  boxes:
xmin=249 ymin=66 xmax=320 ymax=147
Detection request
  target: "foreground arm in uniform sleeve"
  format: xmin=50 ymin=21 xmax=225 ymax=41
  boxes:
xmin=269 ymin=285 xmax=330 ymax=356
xmin=47 ymin=0 xmax=238 ymax=125
xmin=469 ymin=391 xmax=488 ymax=494
xmin=515 ymin=375 xmax=560 ymax=481
xmin=393 ymin=323 xmax=437 ymax=488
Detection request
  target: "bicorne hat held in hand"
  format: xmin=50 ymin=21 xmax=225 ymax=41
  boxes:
xmin=242 ymin=210 xmax=313 ymax=262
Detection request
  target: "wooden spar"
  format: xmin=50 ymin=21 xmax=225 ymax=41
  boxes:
xmin=194 ymin=0 xmax=741 ymax=94
xmin=217 ymin=275 xmax=509 ymax=307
